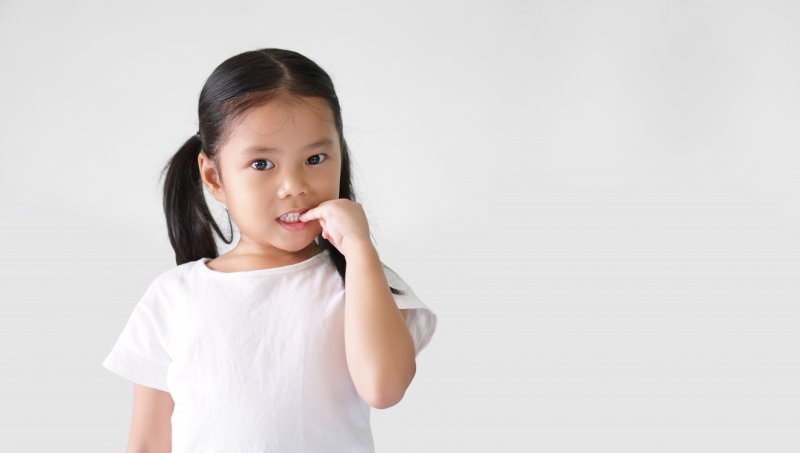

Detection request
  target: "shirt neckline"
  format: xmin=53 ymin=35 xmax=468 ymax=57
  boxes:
xmin=197 ymin=249 xmax=331 ymax=278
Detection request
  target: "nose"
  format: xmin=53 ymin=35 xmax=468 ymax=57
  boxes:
xmin=277 ymin=168 xmax=309 ymax=199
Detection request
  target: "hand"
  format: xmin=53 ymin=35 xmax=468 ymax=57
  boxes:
xmin=298 ymin=199 xmax=373 ymax=257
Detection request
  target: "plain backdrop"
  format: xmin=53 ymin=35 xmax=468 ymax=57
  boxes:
xmin=1 ymin=0 xmax=798 ymax=452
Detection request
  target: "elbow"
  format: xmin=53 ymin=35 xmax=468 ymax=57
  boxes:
xmin=361 ymin=364 xmax=417 ymax=409
xmin=364 ymin=384 xmax=407 ymax=409
xmin=126 ymin=447 xmax=170 ymax=453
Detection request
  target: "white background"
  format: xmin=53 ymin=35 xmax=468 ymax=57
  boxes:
xmin=1 ymin=0 xmax=798 ymax=451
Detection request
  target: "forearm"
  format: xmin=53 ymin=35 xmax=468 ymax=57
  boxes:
xmin=343 ymin=241 xmax=416 ymax=409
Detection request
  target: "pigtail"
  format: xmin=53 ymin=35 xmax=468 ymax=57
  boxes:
xmin=160 ymin=133 xmax=232 ymax=265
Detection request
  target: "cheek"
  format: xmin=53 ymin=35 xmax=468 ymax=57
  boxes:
xmin=325 ymin=171 xmax=342 ymax=196
xmin=308 ymin=178 xmax=337 ymax=199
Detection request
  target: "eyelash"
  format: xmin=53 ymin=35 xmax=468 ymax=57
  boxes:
xmin=250 ymin=154 xmax=328 ymax=171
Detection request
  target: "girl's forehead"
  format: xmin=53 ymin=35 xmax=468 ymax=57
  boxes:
xmin=263 ymin=94 xmax=329 ymax=118
xmin=232 ymin=96 xmax=330 ymax=133
xmin=220 ymin=96 xmax=338 ymax=155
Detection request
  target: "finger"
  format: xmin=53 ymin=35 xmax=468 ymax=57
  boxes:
xmin=299 ymin=208 xmax=319 ymax=222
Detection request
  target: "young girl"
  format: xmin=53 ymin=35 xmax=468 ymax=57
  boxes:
xmin=102 ymin=48 xmax=437 ymax=452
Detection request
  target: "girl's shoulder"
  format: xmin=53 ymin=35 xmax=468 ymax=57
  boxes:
xmin=379 ymin=261 xmax=417 ymax=292
xmin=379 ymin=261 xmax=429 ymax=308
xmin=142 ymin=259 xmax=202 ymax=294
xmin=131 ymin=259 xmax=204 ymax=314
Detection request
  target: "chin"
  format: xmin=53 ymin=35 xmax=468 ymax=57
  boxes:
xmin=289 ymin=235 xmax=320 ymax=250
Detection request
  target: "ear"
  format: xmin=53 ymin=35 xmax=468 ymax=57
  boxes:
xmin=198 ymin=151 xmax=226 ymax=205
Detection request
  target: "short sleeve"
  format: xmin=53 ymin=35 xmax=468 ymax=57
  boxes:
xmin=381 ymin=263 xmax=438 ymax=357
xmin=102 ymin=280 xmax=171 ymax=392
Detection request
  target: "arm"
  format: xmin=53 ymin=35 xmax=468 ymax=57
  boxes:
xmin=125 ymin=384 xmax=173 ymax=453
xmin=344 ymin=241 xmax=417 ymax=409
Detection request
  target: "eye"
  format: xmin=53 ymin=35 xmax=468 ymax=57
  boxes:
xmin=250 ymin=159 xmax=274 ymax=171
xmin=250 ymin=154 xmax=327 ymax=171
xmin=308 ymin=154 xmax=327 ymax=165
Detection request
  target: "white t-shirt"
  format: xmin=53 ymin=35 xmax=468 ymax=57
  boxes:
xmin=102 ymin=248 xmax=437 ymax=452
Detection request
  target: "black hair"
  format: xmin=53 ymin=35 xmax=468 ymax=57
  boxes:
xmin=159 ymin=48 xmax=404 ymax=295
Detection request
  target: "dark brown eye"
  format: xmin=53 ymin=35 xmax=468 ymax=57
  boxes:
xmin=250 ymin=159 xmax=273 ymax=171
xmin=308 ymin=154 xmax=327 ymax=165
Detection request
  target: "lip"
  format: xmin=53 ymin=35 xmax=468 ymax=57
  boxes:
xmin=276 ymin=218 xmax=309 ymax=232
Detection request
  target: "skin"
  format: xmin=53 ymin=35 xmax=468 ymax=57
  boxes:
xmin=127 ymin=384 xmax=173 ymax=452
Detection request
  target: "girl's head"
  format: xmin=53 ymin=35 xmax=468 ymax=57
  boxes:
xmin=161 ymin=49 xmax=354 ymax=268
xmin=161 ymin=48 xmax=403 ymax=294
xmin=198 ymin=89 xmax=341 ymax=259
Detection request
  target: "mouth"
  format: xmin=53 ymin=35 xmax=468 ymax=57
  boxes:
xmin=275 ymin=208 xmax=311 ymax=224
xmin=276 ymin=215 xmax=310 ymax=232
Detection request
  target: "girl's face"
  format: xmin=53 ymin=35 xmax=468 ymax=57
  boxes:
xmin=199 ymin=94 xmax=341 ymax=258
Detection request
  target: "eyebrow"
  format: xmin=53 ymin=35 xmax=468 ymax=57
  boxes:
xmin=242 ymin=138 xmax=334 ymax=155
